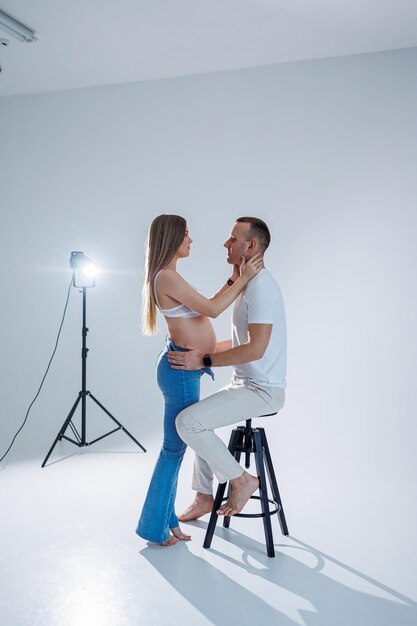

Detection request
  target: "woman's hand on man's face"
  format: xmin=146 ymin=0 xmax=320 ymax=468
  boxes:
xmin=239 ymin=253 xmax=264 ymax=280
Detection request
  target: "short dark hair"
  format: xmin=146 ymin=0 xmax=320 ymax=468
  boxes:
xmin=236 ymin=217 xmax=271 ymax=252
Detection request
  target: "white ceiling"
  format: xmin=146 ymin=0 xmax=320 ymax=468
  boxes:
xmin=0 ymin=0 xmax=417 ymax=98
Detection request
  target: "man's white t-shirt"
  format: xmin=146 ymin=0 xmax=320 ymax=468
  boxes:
xmin=231 ymin=268 xmax=287 ymax=388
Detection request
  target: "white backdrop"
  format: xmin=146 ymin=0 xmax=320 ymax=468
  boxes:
xmin=0 ymin=47 xmax=416 ymax=591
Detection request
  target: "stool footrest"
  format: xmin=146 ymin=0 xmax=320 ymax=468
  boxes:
xmin=219 ymin=494 xmax=281 ymax=518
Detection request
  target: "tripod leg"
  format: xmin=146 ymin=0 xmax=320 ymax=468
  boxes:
xmin=41 ymin=394 xmax=82 ymax=467
xmin=88 ymin=393 xmax=146 ymax=452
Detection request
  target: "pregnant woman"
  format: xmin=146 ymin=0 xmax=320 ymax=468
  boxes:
xmin=136 ymin=214 xmax=262 ymax=546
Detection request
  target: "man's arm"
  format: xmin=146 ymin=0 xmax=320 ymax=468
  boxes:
xmin=215 ymin=339 xmax=232 ymax=353
xmin=168 ymin=324 xmax=272 ymax=370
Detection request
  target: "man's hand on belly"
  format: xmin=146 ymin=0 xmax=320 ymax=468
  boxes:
xmin=168 ymin=345 xmax=204 ymax=370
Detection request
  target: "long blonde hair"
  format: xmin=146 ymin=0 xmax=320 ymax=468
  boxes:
xmin=142 ymin=214 xmax=187 ymax=335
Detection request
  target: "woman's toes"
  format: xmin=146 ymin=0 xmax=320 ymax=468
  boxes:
xmin=170 ymin=527 xmax=192 ymax=541
xmin=160 ymin=535 xmax=179 ymax=546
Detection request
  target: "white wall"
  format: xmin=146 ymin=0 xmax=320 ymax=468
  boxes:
xmin=1 ymin=48 xmax=416 ymax=567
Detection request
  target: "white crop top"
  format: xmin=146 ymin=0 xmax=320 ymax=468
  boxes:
xmin=153 ymin=270 xmax=201 ymax=319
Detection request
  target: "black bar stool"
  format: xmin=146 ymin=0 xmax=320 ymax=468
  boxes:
xmin=203 ymin=414 xmax=288 ymax=557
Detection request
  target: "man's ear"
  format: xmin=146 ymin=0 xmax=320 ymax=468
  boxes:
xmin=248 ymin=239 xmax=258 ymax=252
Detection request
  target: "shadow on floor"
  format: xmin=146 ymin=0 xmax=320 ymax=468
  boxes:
xmin=140 ymin=539 xmax=294 ymax=625
xmin=141 ymin=522 xmax=417 ymax=626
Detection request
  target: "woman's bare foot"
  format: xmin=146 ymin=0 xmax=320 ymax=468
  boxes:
xmin=159 ymin=535 xmax=180 ymax=547
xmin=170 ymin=526 xmax=192 ymax=541
xmin=217 ymin=472 xmax=259 ymax=516
xmin=178 ymin=493 xmax=214 ymax=521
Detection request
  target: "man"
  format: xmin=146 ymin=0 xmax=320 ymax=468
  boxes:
xmin=168 ymin=217 xmax=287 ymax=518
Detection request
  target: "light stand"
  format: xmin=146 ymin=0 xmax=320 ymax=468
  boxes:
xmin=42 ymin=252 xmax=146 ymax=467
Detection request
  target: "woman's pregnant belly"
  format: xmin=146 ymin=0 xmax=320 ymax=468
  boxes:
xmin=165 ymin=315 xmax=217 ymax=355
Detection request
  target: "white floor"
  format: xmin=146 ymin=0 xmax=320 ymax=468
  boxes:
xmin=1 ymin=438 xmax=416 ymax=626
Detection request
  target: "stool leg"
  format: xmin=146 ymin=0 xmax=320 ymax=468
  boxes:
xmin=223 ymin=482 xmax=232 ymax=528
xmin=244 ymin=422 xmax=252 ymax=469
xmin=203 ymin=481 xmax=227 ymax=548
xmin=253 ymin=430 xmax=275 ymax=557
xmin=259 ymin=428 xmax=289 ymax=535
xmin=224 ymin=428 xmax=244 ymax=529
xmin=204 ymin=428 xmax=240 ymax=548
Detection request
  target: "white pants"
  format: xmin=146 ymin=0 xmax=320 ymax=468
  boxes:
xmin=175 ymin=379 xmax=285 ymax=492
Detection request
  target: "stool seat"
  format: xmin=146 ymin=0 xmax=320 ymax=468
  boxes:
xmin=203 ymin=416 xmax=288 ymax=558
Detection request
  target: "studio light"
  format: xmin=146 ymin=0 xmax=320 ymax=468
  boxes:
xmin=69 ymin=251 xmax=98 ymax=288
xmin=41 ymin=250 xmax=146 ymax=467
xmin=0 ymin=9 xmax=38 ymax=43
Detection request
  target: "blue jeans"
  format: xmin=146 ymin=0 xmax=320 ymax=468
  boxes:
xmin=136 ymin=340 xmax=213 ymax=543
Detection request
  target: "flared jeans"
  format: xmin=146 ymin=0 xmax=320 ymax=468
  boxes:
xmin=136 ymin=340 xmax=213 ymax=543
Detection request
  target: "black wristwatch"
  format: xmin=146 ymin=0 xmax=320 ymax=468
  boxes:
xmin=203 ymin=354 xmax=212 ymax=367
xmin=227 ymin=278 xmax=234 ymax=286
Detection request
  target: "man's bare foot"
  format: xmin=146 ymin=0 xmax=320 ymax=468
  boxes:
xmin=170 ymin=526 xmax=191 ymax=541
xmin=159 ymin=535 xmax=180 ymax=547
xmin=217 ymin=472 xmax=259 ymax=516
xmin=178 ymin=493 xmax=214 ymax=521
